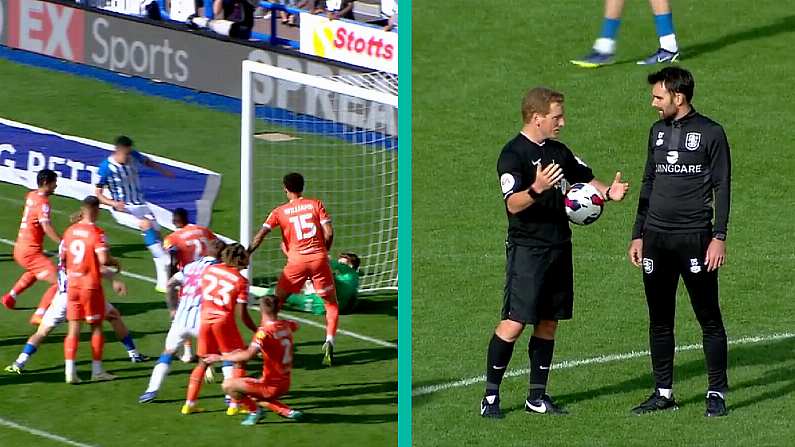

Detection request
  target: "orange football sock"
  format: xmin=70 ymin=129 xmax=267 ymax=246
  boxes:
xmin=186 ymin=364 xmax=207 ymax=403
xmin=324 ymin=301 xmax=339 ymax=338
xmin=64 ymin=335 xmax=78 ymax=360
xmin=262 ymin=400 xmax=292 ymax=417
xmin=11 ymin=272 xmax=37 ymax=297
xmin=90 ymin=331 xmax=104 ymax=361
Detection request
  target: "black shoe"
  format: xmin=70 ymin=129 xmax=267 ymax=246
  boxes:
xmin=186 ymin=14 xmax=198 ymax=29
xmin=631 ymin=390 xmax=679 ymax=415
xmin=480 ymin=395 xmax=504 ymax=419
xmin=525 ymin=394 xmax=567 ymax=415
xmin=705 ymin=392 xmax=728 ymax=417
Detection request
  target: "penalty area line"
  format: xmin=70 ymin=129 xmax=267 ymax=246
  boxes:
xmin=0 ymin=238 xmax=396 ymax=350
xmin=412 ymin=332 xmax=795 ymax=397
xmin=0 ymin=416 xmax=97 ymax=447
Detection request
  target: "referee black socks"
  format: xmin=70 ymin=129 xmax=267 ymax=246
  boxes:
xmin=527 ymin=336 xmax=555 ymax=401
xmin=485 ymin=334 xmax=515 ymax=397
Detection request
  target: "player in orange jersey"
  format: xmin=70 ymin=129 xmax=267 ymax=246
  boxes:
xmin=3 ymin=170 xmax=62 ymax=324
xmin=61 ymin=196 xmax=120 ymax=384
xmin=248 ymin=172 xmax=339 ymax=366
xmin=163 ymin=208 xmax=217 ymax=272
xmin=204 ymin=294 xmax=302 ymax=426
xmin=181 ymin=243 xmax=257 ymax=415
xmin=162 ymin=208 xmax=218 ymax=361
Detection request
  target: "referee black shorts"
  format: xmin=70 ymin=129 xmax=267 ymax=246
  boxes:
xmin=501 ymin=241 xmax=574 ymax=325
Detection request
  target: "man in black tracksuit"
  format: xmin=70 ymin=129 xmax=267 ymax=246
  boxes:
xmin=628 ymin=67 xmax=731 ymax=417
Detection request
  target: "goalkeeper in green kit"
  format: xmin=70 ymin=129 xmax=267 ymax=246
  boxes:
xmin=267 ymin=253 xmax=361 ymax=315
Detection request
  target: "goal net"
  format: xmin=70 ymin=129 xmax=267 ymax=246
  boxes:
xmin=240 ymin=60 xmax=398 ymax=293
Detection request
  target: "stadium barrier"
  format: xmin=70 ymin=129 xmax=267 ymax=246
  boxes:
xmin=0 ymin=0 xmax=367 ymax=99
xmin=298 ymin=11 xmax=396 ymax=74
xmin=0 ymin=118 xmax=221 ymax=231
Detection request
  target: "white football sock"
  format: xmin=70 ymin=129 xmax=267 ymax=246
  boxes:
xmin=92 ymin=360 xmax=104 ymax=375
xmin=150 ymin=254 xmax=170 ymax=289
xmin=657 ymin=388 xmax=672 ymax=399
xmin=659 ymin=34 xmax=678 ymax=53
xmin=222 ymin=365 xmax=233 ymax=380
xmin=593 ymin=37 xmax=616 ymax=55
xmin=146 ymin=362 xmax=171 ymax=393
xmin=325 ymin=335 xmax=335 ymax=345
xmin=65 ymin=360 xmax=75 ymax=377
xmin=15 ymin=353 xmax=29 ymax=367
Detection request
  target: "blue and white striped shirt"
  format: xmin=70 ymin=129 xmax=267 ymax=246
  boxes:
xmin=96 ymin=151 xmax=148 ymax=205
xmin=173 ymin=256 xmax=218 ymax=330
xmin=57 ymin=241 xmax=68 ymax=293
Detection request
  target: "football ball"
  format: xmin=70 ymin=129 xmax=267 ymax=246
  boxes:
xmin=564 ymin=183 xmax=605 ymax=225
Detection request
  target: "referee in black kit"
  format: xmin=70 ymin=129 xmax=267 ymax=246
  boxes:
xmin=480 ymin=87 xmax=629 ymax=418
xmin=628 ymin=67 xmax=732 ymax=417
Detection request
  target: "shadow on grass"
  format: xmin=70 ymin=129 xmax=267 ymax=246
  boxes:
xmin=684 ymin=15 xmax=795 ymax=60
xmin=351 ymin=294 xmax=397 ymax=318
xmin=110 ymin=243 xmax=150 ymax=260
xmin=113 ymin=300 xmax=167 ymax=317
xmin=580 ymin=15 xmax=795 ymax=69
xmin=495 ymin=337 xmax=795 ymax=415
xmin=293 ymin=345 xmax=397 ymax=371
xmin=414 ymin=336 xmax=795 ymax=413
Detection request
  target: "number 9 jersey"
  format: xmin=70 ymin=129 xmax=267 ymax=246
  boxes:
xmin=61 ymin=223 xmax=108 ymax=290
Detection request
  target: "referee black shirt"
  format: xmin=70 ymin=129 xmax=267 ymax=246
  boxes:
xmin=632 ymin=108 xmax=731 ymax=240
xmin=497 ymin=133 xmax=595 ymax=247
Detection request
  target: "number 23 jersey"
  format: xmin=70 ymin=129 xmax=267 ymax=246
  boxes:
xmin=200 ymin=263 xmax=248 ymax=324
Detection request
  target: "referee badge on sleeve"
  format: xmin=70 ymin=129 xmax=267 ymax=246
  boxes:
xmin=500 ymin=173 xmax=516 ymax=194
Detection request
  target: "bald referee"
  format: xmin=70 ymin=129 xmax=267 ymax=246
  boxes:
xmin=480 ymin=87 xmax=629 ymax=418
xmin=628 ymin=67 xmax=731 ymax=417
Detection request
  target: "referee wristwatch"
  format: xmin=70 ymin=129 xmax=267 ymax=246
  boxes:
xmin=528 ymin=186 xmax=542 ymax=199
xmin=713 ymin=232 xmax=727 ymax=241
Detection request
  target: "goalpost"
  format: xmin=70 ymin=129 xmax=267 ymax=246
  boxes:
xmin=240 ymin=60 xmax=398 ymax=294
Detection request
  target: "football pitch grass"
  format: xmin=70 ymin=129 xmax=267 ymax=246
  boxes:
xmin=0 ymin=59 xmax=396 ymax=445
xmin=413 ymin=1 xmax=795 ymax=446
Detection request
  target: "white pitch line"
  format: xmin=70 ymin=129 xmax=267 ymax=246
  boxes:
xmin=0 ymin=417 xmax=97 ymax=447
xmin=412 ymin=332 xmax=794 ymax=397
xmin=0 ymin=196 xmax=141 ymax=235
xmin=0 ymin=238 xmax=397 ymax=349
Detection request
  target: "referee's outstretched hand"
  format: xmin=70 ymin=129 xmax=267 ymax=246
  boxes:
xmin=532 ymin=163 xmax=564 ymax=193
xmin=607 ymin=171 xmax=629 ymax=201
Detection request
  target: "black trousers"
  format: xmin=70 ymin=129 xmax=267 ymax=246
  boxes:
xmin=641 ymin=230 xmax=728 ymax=393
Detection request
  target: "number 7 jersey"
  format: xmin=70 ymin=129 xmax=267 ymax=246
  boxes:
xmin=263 ymin=198 xmax=331 ymax=262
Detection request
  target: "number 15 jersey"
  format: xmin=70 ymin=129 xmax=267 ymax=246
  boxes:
xmin=263 ymin=198 xmax=331 ymax=262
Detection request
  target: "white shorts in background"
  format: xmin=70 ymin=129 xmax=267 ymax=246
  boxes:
xmin=164 ymin=319 xmax=200 ymax=352
xmin=110 ymin=203 xmax=160 ymax=231
xmin=41 ymin=292 xmax=115 ymax=328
